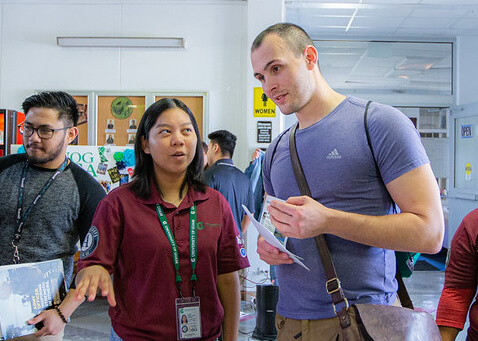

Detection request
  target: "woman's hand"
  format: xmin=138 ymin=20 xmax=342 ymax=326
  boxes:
xmin=75 ymin=265 xmax=116 ymax=306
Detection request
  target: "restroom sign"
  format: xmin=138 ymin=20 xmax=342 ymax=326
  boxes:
xmin=257 ymin=121 xmax=272 ymax=143
xmin=253 ymin=87 xmax=276 ymax=117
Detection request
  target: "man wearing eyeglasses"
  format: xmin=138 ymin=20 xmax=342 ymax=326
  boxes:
xmin=0 ymin=91 xmax=105 ymax=340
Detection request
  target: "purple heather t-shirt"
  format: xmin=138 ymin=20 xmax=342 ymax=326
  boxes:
xmin=263 ymin=96 xmax=429 ymax=319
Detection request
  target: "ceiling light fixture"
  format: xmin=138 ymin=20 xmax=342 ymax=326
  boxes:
xmin=345 ymin=0 xmax=363 ymax=33
xmin=57 ymin=37 xmax=185 ymax=48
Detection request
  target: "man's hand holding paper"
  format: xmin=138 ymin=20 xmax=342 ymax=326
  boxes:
xmin=242 ymin=202 xmax=309 ymax=270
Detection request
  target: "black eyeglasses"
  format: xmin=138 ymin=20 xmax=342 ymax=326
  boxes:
xmin=18 ymin=123 xmax=72 ymax=140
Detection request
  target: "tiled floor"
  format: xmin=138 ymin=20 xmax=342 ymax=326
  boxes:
xmin=63 ymin=271 xmax=469 ymax=341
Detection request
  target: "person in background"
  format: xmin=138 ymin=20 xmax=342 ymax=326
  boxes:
xmin=251 ymin=23 xmax=444 ymax=340
xmin=204 ymin=130 xmax=255 ymax=237
xmin=244 ymin=148 xmax=265 ymax=221
xmin=72 ymin=98 xmax=249 ymax=341
xmin=437 ymin=208 xmax=478 ymax=341
xmin=202 ymin=141 xmax=209 ymax=170
xmin=0 ymin=91 xmax=105 ymax=340
xmin=244 ymin=148 xmax=279 ymax=284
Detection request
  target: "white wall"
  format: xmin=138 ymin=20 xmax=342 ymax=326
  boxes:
xmin=243 ymin=0 xmax=285 ymax=286
xmin=0 ymin=1 xmax=251 ymax=168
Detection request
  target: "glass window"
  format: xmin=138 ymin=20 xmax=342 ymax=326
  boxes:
xmin=315 ymin=40 xmax=453 ymax=96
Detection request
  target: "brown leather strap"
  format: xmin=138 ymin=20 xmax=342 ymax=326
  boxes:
xmin=289 ymin=123 xmax=351 ymax=328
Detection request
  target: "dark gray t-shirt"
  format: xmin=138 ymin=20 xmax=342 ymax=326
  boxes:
xmin=263 ymin=96 xmax=429 ymax=319
xmin=0 ymin=153 xmax=105 ymax=286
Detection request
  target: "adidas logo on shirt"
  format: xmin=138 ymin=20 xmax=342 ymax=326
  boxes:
xmin=326 ymin=149 xmax=342 ymax=159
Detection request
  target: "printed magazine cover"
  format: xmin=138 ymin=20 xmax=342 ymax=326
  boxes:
xmin=0 ymin=259 xmax=66 ymax=340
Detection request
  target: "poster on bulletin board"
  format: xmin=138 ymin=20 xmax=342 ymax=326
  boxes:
xmin=11 ymin=144 xmax=135 ymax=194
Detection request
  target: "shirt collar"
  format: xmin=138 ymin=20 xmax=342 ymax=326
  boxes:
xmin=213 ymin=158 xmax=234 ymax=166
xmin=136 ymin=178 xmax=209 ymax=208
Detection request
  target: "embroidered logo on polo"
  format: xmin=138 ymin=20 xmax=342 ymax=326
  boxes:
xmin=196 ymin=222 xmax=221 ymax=230
xmin=80 ymin=226 xmax=99 ymax=259
xmin=326 ymin=149 xmax=342 ymax=159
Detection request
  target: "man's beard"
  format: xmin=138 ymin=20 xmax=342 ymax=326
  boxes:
xmin=25 ymin=141 xmax=65 ymax=166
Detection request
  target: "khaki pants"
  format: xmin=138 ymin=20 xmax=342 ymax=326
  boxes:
xmin=275 ymin=298 xmax=401 ymax=341
xmin=275 ymin=311 xmax=364 ymax=341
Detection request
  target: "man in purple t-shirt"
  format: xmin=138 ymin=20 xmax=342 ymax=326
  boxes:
xmin=251 ymin=22 xmax=444 ymax=340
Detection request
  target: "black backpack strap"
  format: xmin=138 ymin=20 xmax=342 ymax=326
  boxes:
xmin=364 ymin=101 xmax=379 ymax=176
xmin=364 ymin=101 xmax=397 ymax=213
xmin=364 ymin=100 xmax=414 ymax=310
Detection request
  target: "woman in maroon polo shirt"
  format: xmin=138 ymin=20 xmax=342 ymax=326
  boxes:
xmin=72 ymin=98 xmax=250 ymax=341
xmin=437 ymin=208 xmax=478 ymax=341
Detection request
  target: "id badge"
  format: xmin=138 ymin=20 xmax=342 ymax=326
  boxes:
xmin=176 ymin=297 xmax=202 ymax=340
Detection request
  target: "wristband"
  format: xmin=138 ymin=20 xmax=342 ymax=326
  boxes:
xmin=54 ymin=306 xmax=69 ymax=324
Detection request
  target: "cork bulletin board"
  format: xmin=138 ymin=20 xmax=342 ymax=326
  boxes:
xmin=97 ymin=95 xmax=146 ymax=146
xmin=154 ymin=95 xmax=204 ymax=140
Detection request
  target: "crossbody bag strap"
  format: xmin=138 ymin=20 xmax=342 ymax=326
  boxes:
xmin=364 ymin=101 xmax=414 ymax=310
xmin=288 ymin=123 xmax=351 ymax=328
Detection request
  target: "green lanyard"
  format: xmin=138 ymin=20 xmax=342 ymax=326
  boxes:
xmin=155 ymin=203 xmax=197 ymax=297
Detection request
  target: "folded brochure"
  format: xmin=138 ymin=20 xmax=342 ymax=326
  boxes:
xmin=0 ymin=259 xmax=66 ymax=340
xmin=242 ymin=204 xmax=309 ymax=270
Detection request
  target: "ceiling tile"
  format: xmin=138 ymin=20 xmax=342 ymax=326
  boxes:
xmin=401 ymin=16 xmax=458 ymax=28
xmin=356 ymin=7 xmax=414 ymax=17
xmin=364 ymin=0 xmax=422 ymax=4
xmin=351 ymin=15 xmax=406 ymax=28
xmin=409 ymin=8 xmax=472 ymax=18
xmin=420 ymin=0 xmax=478 ymax=4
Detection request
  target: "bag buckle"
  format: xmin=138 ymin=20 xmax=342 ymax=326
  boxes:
xmin=332 ymin=298 xmax=349 ymax=315
xmin=326 ymin=277 xmax=341 ymax=294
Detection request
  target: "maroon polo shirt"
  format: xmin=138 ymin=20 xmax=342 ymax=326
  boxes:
xmin=437 ymin=208 xmax=478 ymax=340
xmin=78 ymin=181 xmax=249 ymax=340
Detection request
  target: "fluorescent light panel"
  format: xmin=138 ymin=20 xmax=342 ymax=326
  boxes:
xmin=345 ymin=0 xmax=363 ymax=33
xmin=57 ymin=37 xmax=185 ymax=48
